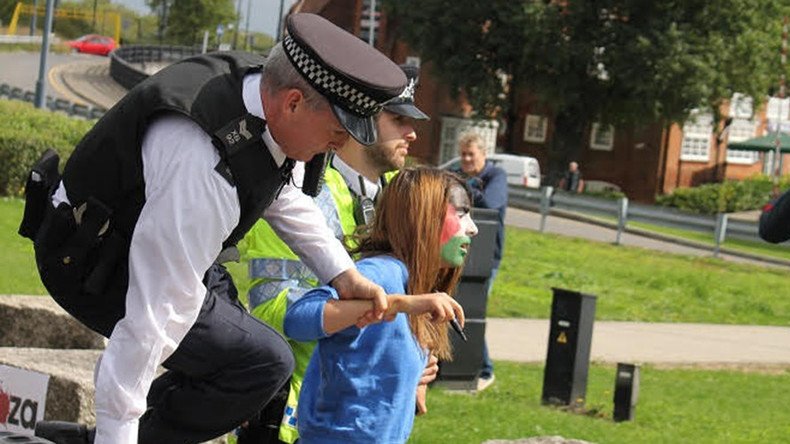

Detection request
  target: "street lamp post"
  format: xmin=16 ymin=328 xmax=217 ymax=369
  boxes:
xmin=34 ymin=0 xmax=55 ymax=109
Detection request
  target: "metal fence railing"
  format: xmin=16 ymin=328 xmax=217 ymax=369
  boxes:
xmin=507 ymin=185 xmax=787 ymax=259
xmin=110 ymin=45 xmax=202 ymax=89
xmin=0 ymin=82 xmax=106 ymax=119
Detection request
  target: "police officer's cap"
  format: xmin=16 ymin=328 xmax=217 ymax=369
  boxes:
xmin=284 ymin=13 xmax=407 ymax=145
xmin=384 ymin=64 xmax=429 ymax=121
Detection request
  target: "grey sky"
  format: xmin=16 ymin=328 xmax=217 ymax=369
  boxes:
xmin=115 ymin=0 xmax=298 ymax=37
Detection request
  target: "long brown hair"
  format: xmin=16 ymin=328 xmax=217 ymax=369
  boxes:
xmin=352 ymin=167 xmax=469 ymax=360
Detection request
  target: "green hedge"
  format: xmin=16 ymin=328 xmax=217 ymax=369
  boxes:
xmin=656 ymin=175 xmax=790 ymax=215
xmin=0 ymin=99 xmax=93 ymax=196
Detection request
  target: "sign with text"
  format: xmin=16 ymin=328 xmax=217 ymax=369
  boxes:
xmin=0 ymin=365 xmax=50 ymax=435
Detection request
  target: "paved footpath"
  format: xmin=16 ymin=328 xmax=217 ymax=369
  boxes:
xmin=487 ymin=318 xmax=790 ymax=366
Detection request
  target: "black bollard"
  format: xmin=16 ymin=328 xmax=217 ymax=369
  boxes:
xmin=613 ymin=363 xmax=640 ymax=422
xmin=541 ymin=288 xmax=596 ymax=407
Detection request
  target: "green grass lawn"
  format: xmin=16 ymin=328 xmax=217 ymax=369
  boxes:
xmin=0 ymin=198 xmax=47 ymax=295
xmin=412 ymin=362 xmax=790 ymax=443
xmin=491 ymin=227 xmax=790 ymax=325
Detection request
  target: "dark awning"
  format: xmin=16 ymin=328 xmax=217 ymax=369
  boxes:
xmin=727 ymin=133 xmax=790 ymax=153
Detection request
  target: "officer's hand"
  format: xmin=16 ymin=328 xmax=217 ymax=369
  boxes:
xmin=330 ymin=268 xmax=387 ymax=326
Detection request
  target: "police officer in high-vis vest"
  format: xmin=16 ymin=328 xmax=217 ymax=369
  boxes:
xmin=235 ymin=65 xmax=429 ymax=444
xmin=21 ymin=14 xmax=414 ymax=444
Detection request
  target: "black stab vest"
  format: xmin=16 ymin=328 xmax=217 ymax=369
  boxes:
xmin=61 ymin=51 xmax=286 ymax=252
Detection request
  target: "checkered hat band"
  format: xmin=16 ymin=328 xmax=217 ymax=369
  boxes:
xmin=284 ymin=36 xmax=382 ymax=117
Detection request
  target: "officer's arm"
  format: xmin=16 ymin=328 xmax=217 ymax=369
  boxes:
xmin=263 ymin=164 xmax=387 ymax=317
xmin=263 ymin=162 xmax=354 ymax=281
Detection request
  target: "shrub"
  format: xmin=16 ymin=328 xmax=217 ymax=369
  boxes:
xmin=656 ymin=175 xmax=790 ymax=214
xmin=0 ymin=99 xmax=93 ymax=196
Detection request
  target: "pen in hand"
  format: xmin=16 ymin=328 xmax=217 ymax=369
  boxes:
xmin=450 ymin=318 xmax=467 ymax=342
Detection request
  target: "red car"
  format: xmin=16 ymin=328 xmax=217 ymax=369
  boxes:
xmin=67 ymin=34 xmax=117 ymax=56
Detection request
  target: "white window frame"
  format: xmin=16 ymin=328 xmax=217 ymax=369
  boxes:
xmin=680 ymin=113 xmax=713 ymax=162
xmin=767 ymin=97 xmax=790 ymax=121
xmin=523 ymin=114 xmax=548 ymax=143
xmin=730 ymin=93 xmax=753 ymax=119
xmin=589 ymin=123 xmax=614 ymax=151
xmin=725 ymin=118 xmax=759 ymax=164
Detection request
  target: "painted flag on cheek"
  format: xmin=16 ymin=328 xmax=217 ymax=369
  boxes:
xmin=440 ymin=205 xmax=461 ymax=245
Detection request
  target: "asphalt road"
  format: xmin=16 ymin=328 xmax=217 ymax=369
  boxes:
xmin=0 ymin=50 xmax=107 ymax=101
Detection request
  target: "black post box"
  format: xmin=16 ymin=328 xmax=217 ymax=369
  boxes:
xmin=613 ymin=363 xmax=640 ymax=422
xmin=435 ymin=208 xmax=499 ymax=390
xmin=541 ymin=288 xmax=596 ymax=407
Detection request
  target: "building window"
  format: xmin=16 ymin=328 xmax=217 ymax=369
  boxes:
xmin=767 ymin=97 xmax=790 ymax=121
xmin=680 ymin=113 xmax=713 ymax=161
xmin=589 ymin=123 xmax=614 ymax=151
xmin=726 ymin=118 xmax=759 ymax=164
xmin=523 ymin=114 xmax=547 ymax=143
xmin=730 ymin=93 xmax=753 ymax=119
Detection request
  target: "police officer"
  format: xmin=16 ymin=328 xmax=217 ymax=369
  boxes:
xmin=235 ymin=64 xmax=429 ymax=444
xmin=27 ymin=14 xmax=409 ymax=444
xmin=759 ymin=187 xmax=790 ymax=243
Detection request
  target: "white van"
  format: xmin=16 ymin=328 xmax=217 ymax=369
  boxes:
xmin=439 ymin=153 xmax=541 ymax=188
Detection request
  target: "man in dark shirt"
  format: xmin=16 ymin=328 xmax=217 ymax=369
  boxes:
xmin=558 ymin=161 xmax=585 ymax=193
xmin=455 ymin=132 xmax=508 ymax=391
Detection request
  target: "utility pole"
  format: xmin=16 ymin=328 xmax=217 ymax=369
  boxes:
xmin=232 ymin=0 xmax=242 ymax=50
xmin=30 ymin=0 xmax=38 ymax=36
xmin=157 ymin=1 xmax=168 ymax=45
xmin=275 ymin=0 xmax=285 ymax=42
xmin=244 ymin=0 xmax=252 ymax=51
xmin=34 ymin=0 xmax=55 ymax=109
xmin=92 ymin=0 xmax=98 ymax=31
xmin=367 ymin=0 xmax=377 ymax=47
xmin=772 ymin=16 xmax=788 ymax=195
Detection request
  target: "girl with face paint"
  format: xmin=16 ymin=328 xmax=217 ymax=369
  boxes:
xmin=283 ymin=168 xmax=477 ymax=444
xmin=440 ymin=184 xmax=477 ymax=267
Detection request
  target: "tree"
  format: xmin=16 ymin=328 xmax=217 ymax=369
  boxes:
xmin=146 ymin=0 xmax=235 ymax=45
xmin=383 ymin=0 xmax=790 ymax=180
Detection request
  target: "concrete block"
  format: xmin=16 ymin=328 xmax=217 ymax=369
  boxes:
xmin=0 ymin=348 xmax=101 ymax=424
xmin=0 ymin=295 xmax=105 ymax=349
xmin=0 ymin=349 xmax=228 ymax=443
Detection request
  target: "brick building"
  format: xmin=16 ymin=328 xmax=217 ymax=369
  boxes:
xmin=287 ymin=1 xmax=790 ymax=202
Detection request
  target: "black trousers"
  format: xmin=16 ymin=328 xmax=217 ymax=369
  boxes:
xmin=35 ymin=204 xmax=294 ymax=443
xmin=138 ymin=264 xmax=295 ymax=444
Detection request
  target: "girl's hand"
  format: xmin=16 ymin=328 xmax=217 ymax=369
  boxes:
xmin=386 ymin=293 xmax=465 ymax=326
xmin=415 ymin=384 xmax=428 ymax=415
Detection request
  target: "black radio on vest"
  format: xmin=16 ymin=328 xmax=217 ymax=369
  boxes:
xmin=355 ymin=176 xmax=376 ymax=226
xmin=302 ymin=153 xmax=328 ymax=197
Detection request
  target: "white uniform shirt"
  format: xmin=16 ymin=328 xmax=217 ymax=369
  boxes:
xmin=55 ymin=73 xmax=353 ymax=444
xmin=330 ymin=155 xmax=383 ymax=200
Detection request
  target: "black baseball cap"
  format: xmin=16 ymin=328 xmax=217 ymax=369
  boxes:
xmin=384 ymin=64 xmax=429 ymax=120
xmin=284 ymin=13 xmax=407 ymax=145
